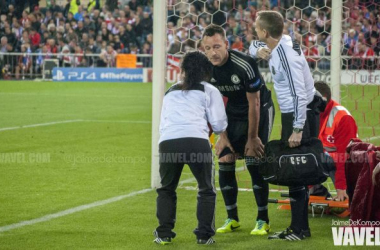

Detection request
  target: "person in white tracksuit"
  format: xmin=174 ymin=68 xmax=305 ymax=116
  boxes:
xmin=249 ymin=10 xmax=320 ymax=241
xmin=153 ymin=51 xmax=232 ymax=245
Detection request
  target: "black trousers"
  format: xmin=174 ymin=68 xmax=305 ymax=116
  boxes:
xmin=281 ymin=110 xmax=318 ymax=233
xmin=155 ymin=138 xmax=216 ymax=240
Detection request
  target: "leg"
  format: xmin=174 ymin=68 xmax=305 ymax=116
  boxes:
xmin=285 ymin=111 xmax=312 ymax=234
xmin=289 ymin=185 xmax=309 ymax=234
xmin=279 ymin=113 xmax=310 ymax=237
xmin=266 ymin=160 xmax=309 ymax=240
xmin=15 ymin=65 xmax=20 ymax=79
xmin=155 ymin=140 xmax=184 ymax=239
xmin=217 ymin=120 xmax=247 ymax=232
xmin=218 ymin=151 xmax=238 ymax=220
xmin=246 ymin=157 xmax=269 ymax=223
xmin=217 ymin=151 xmax=241 ymax=233
xmin=155 ymin=162 xmax=183 ymax=238
xmin=187 ymin=141 xmax=216 ymax=240
xmin=249 ymin=105 xmax=274 ymax=235
xmin=268 ymin=185 xmax=308 ymax=240
xmin=248 ymin=104 xmax=275 ymax=223
xmin=218 ymin=120 xmax=243 ymax=222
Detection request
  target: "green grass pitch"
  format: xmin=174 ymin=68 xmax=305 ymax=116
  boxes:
xmin=0 ymin=81 xmax=378 ymax=249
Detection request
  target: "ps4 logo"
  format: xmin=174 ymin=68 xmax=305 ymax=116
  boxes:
xmin=68 ymin=72 xmax=96 ymax=80
xmin=54 ymin=70 xmax=97 ymax=81
xmin=54 ymin=70 xmax=65 ymax=80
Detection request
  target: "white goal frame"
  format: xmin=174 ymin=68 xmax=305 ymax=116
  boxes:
xmin=151 ymin=1 xmax=167 ymax=188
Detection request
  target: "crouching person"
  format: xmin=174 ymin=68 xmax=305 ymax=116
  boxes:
xmin=153 ymin=51 xmax=232 ymax=245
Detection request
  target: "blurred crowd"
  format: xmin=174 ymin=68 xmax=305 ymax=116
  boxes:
xmin=1 ymin=0 xmax=380 ymax=79
xmin=168 ymin=0 xmax=380 ymax=70
xmin=0 ymin=0 xmax=153 ymax=78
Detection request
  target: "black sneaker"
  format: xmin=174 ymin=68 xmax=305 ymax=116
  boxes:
xmin=153 ymin=237 xmax=172 ymax=245
xmin=197 ymin=238 xmax=216 ymax=245
xmin=268 ymin=227 xmax=305 ymax=241
xmin=153 ymin=230 xmax=174 ymax=245
xmin=302 ymin=228 xmax=311 ymax=238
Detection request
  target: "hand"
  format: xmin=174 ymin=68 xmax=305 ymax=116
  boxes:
xmin=333 ymin=189 xmax=348 ymax=201
xmin=288 ymin=131 xmax=302 ymax=148
xmin=215 ymin=132 xmax=234 ymax=156
xmin=257 ymin=47 xmax=271 ymax=60
xmin=245 ymin=137 xmax=264 ymax=158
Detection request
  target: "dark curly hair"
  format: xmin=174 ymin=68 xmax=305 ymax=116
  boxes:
xmin=181 ymin=51 xmax=213 ymax=90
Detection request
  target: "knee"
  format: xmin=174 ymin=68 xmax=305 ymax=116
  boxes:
xmin=198 ymin=187 xmax=216 ymax=197
xmin=245 ymin=156 xmax=260 ymax=166
xmin=157 ymin=186 xmax=176 ymax=196
xmin=219 ymin=161 xmax=235 ymax=172
xmin=289 ymin=186 xmax=306 ymax=194
xmin=219 ymin=153 xmax=235 ymax=163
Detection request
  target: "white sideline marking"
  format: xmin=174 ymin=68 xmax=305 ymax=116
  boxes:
xmin=0 ymin=188 xmax=152 ymax=233
xmin=368 ymin=135 xmax=380 ymax=141
xmin=0 ymin=175 xmax=206 ymax=233
xmin=0 ymin=119 xmax=152 ymax=132
xmin=83 ymin=120 xmax=151 ymax=124
xmin=0 ymin=92 xmax=150 ymax=98
xmin=0 ymin=120 xmax=83 ymax=132
xmin=179 ymin=187 xmax=338 ymax=195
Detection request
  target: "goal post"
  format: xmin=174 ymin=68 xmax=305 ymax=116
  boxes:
xmin=151 ymin=0 xmax=167 ymax=189
xmin=330 ymin=0 xmax=343 ymax=103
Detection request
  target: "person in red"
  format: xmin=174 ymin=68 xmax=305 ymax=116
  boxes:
xmin=29 ymin=27 xmax=41 ymax=52
xmin=231 ymin=36 xmax=244 ymax=52
xmin=20 ymin=10 xmax=30 ymax=28
xmin=303 ymin=40 xmax=319 ymax=69
xmin=352 ymin=41 xmax=375 ymax=69
xmin=314 ymin=81 xmax=358 ymax=201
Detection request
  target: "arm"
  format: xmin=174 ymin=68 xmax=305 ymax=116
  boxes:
xmin=282 ymin=49 xmax=308 ymax=147
xmin=244 ymin=56 xmax=264 ymax=157
xmin=245 ymin=91 xmax=264 ymax=157
xmin=206 ymin=86 xmax=233 ymax=155
xmin=249 ymin=40 xmax=271 ymax=60
xmin=205 ymin=86 xmax=227 ymax=134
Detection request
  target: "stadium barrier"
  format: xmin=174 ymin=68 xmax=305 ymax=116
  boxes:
xmin=156 ymin=66 xmax=380 ymax=85
xmin=1 ymin=52 xmax=380 ymax=85
xmin=0 ymin=52 xmax=152 ymax=80
xmin=52 ymin=68 xmax=144 ymax=82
